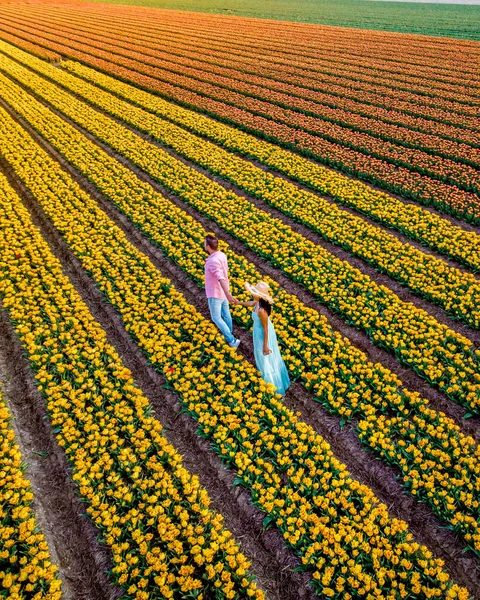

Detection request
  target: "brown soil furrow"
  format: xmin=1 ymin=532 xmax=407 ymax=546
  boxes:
xmin=2 ymin=99 xmax=479 ymax=596
xmin=0 ymin=304 xmax=122 ymax=600
xmin=0 ymin=138 xmax=316 ymax=600
xmin=124 ymin=129 xmax=480 ymax=342
xmin=0 ymin=81 xmax=480 ymax=432
xmin=13 ymin=62 xmax=478 ymax=339
xmin=3 ymin=83 xmax=475 ymax=433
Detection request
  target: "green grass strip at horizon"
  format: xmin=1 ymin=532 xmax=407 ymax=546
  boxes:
xmin=68 ymin=0 xmax=480 ymax=42
xmin=0 ymin=381 xmax=62 ymax=599
xmin=2 ymin=57 xmax=480 ymax=415
xmin=1 ymin=106 xmax=471 ymax=600
xmin=4 ymin=50 xmax=478 ymax=334
xmin=55 ymin=59 xmax=480 ymax=276
xmin=0 ymin=63 xmax=479 ymax=557
xmin=0 ymin=170 xmax=266 ymax=600
xmin=2 ymin=20 xmax=478 ymax=226
xmin=3 ymin=7 xmax=480 ymax=171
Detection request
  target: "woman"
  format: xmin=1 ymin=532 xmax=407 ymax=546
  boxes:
xmin=237 ymin=281 xmax=290 ymax=396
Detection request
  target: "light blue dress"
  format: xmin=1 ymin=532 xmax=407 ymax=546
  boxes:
xmin=252 ymin=308 xmax=290 ymax=396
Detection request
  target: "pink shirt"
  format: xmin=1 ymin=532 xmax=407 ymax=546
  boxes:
xmin=205 ymin=251 xmax=229 ymax=299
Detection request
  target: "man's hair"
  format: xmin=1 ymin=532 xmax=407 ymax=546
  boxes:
xmin=205 ymin=234 xmax=218 ymax=251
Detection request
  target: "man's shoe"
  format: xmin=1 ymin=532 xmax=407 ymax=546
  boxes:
xmin=229 ymin=338 xmax=241 ymax=350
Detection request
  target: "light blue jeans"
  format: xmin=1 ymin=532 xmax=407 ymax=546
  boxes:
xmin=208 ymin=298 xmax=235 ymax=345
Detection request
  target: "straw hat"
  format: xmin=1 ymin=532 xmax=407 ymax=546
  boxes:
xmin=244 ymin=281 xmax=274 ymax=305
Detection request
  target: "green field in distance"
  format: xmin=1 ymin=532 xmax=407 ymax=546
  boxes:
xmin=87 ymin=0 xmax=480 ymax=40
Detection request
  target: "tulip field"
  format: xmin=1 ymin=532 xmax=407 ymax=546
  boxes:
xmin=0 ymin=1 xmax=479 ymax=599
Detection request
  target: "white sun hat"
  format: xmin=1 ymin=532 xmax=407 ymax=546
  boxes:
xmin=244 ymin=281 xmax=275 ymax=305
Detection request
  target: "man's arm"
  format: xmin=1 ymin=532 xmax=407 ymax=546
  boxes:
xmin=219 ymin=278 xmax=237 ymax=304
xmin=209 ymin=256 xmax=237 ymax=303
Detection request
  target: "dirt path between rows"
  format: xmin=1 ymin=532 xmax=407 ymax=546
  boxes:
xmin=0 ymin=305 xmax=121 ymax=600
xmin=2 ymin=100 xmax=479 ymax=596
xmin=7 ymin=66 xmax=480 ymax=429
xmin=0 ymin=152 xmax=316 ymax=600
xmin=124 ymin=115 xmax=480 ymax=344
xmin=27 ymin=87 xmax=480 ymax=432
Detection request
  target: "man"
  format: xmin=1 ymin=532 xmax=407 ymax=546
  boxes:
xmin=204 ymin=233 xmax=240 ymax=349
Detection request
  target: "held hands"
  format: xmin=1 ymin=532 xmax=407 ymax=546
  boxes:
xmin=225 ymin=291 xmax=239 ymax=304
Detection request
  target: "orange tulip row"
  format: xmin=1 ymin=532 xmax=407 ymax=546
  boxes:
xmin=1 ymin=3 xmax=479 ymax=125
xmin=0 ymin=21 xmax=478 ymax=222
xmin=7 ymin=0 xmax=479 ymax=90
xmin=3 ymin=9 xmax=479 ymax=172
xmin=19 ymin=0 xmax=480 ymax=63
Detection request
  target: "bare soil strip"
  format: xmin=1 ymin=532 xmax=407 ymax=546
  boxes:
xmin=4 ymin=65 xmax=480 ymax=378
xmin=19 ymin=54 xmax=480 ymax=266
xmin=126 ymin=119 xmax=480 ymax=343
xmin=0 ymin=145 xmax=316 ymax=600
xmin=3 ymin=84 xmax=477 ymax=434
xmin=1 ymin=98 xmax=479 ymax=596
xmin=0 ymin=305 xmax=122 ymax=600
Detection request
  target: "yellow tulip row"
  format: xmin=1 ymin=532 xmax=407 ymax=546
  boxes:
xmin=0 ymin=173 xmax=263 ymax=600
xmin=0 ymin=94 xmax=471 ymax=599
xmin=4 ymin=40 xmax=480 ymax=282
xmin=2 ymin=44 xmax=478 ymax=330
xmin=0 ymin=382 xmax=61 ymax=600
xmin=1 ymin=57 xmax=479 ymax=416
xmin=58 ymin=57 xmax=480 ymax=274
xmin=1 ymin=64 xmax=479 ymax=557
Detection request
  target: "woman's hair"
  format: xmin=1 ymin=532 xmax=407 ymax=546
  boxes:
xmin=258 ymin=298 xmax=272 ymax=316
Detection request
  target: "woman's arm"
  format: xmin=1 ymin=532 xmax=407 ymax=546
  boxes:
xmin=236 ymin=300 xmax=256 ymax=307
xmin=258 ymin=309 xmax=271 ymax=355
